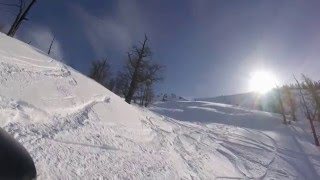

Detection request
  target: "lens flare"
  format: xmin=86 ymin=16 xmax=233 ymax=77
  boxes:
xmin=249 ymin=71 xmax=278 ymax=94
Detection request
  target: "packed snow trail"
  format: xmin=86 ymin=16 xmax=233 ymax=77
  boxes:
xmin=0 ymin=33 xmax=320 ymax=179
xmin=151 ymin=101 xmax=320 ymax=179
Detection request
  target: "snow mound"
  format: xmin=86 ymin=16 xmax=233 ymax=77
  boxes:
xmin=1 ymin=32 xmax=320 ymax=179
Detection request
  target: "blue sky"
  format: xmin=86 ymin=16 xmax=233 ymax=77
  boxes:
xmin=1 ymin=0 xmax=320 ymax=98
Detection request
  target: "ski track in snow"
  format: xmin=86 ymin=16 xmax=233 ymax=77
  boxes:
xmin=151 ymin=101 xmax=320 ymax=179
xmin=0 ymin=33 xmax=320 ymax=179
xmin=1 ymin=92 xmax=279 ymax=179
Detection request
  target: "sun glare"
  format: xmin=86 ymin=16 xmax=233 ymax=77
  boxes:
xmin=249 ymin=71 xmax=278 ymax=94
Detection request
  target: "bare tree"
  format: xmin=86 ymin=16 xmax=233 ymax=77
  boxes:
xmin=137 ymin=84 xmax=146 ymax=106
xmin=275 ymin=85 xmax=287 ymax=124
xmin=294 ymin=75 xmax=319 ymax=146
xmin=114 ymin=71 xmax=130 ymax=97
xmin=143 ymin=81 xmax=155 ymax=107
xmin=113 ymin=35 xmax=164 ymax=104
xmin=302 ymin=75 xmax=320 ymax=113
xmin=125 ymin=35 xmax=151 ymax=103
xmin=125 ymin=60 xmax=164 ymax=106
xmin=89 ymin=59 xmax=111 ymax=87
xmin=143 ymin=63 xmax=164 ymax=83
xmin=124 ymin=34 xmax=151 ymax=104
xmin=283 ymin=85 xmax=297 ymax=121
xmin=107 ymin=78 xmax=116 ymax=92
xmin=140 ymin=63 xmax=164 ymax=106
xmin=2 ymin=0 xmax=38 ymax=37
xmin=47 ymin=35 xmax=55 ymax=55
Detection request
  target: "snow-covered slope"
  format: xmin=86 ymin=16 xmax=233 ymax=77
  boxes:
xmin=0 ymin=33 xmax=149 ymax=179
xmin=150 ymin=100 xmax=320 ymax=179
xmin=1 ymin=33 xmax=320 ymax=179
xmin=196 ymin=92 xmax=257 ymax=106
xmin=195 ymin=91 xmax=287 ymax=113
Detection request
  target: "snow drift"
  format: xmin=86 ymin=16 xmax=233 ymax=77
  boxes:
xmin=0 ymin=32 xmax=320 ymax=179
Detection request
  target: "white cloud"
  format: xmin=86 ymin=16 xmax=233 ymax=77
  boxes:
xmin=22 ymin=26 xmax=64 ymax=61
xmin=71 ymin=0 xmax=146 ymax=57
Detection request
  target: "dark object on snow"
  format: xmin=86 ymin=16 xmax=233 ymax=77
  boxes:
xmin=0 ymin=128 xmax=37 ymax=180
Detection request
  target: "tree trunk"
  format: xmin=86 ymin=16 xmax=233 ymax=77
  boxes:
xmin=309 ymin=118 xmax=320 ymax=146
xmin=124 ymin=35 xmax=148 ymax=104
xmin=7 ymin=0 xmax=37 ymax=37
xmin=48 ymin=36 xmax=55 ymax=55
xmin=294 ymin=75 xmax=320 ymax=146
xmin=291 ymin=111 xmax=297 ymax=121
xmin=7 ymin=8 xmax=23 ymax=36
xmin=279 ymin=102 xmax=287 ymax=124
xmin=125 ymin=70 xmax=139 ymax=104
xmin=276 ymin=88 xmax=287 ymax=124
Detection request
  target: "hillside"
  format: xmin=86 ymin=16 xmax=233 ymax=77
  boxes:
xmin=195 ymin=92 xmax=266 ymax=110
xmin=0 ymin=33 xmax=320 ymax=179
xmin=195 ymin=91 xmax=292 ymax=113
xmin=150 ymin=100 xmax=320 ymax=179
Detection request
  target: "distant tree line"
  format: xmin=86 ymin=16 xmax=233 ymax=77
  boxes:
xmin=282 ymin=81 xmax=320 ymax=90
xmin=256 ymin=75 xmax=320 ymax=146
xmin=88 ymin=35 xmax=164 ymax=107
xmin=293 ymin=75 xmax=320 ymax=146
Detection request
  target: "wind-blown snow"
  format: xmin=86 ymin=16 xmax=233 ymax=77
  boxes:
xmin=0 ymin=32 xmax=320 ymax=179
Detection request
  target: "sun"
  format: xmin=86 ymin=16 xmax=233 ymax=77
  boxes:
xmin=249 ymin=71 xmax=278 ymax=94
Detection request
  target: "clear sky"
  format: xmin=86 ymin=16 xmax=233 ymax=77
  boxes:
xmin=1 ymin=0 xmax=320 ymax=98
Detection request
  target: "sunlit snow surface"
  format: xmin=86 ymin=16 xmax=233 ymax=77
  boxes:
xmin=0 ymin=33 xmax=320 ymax=179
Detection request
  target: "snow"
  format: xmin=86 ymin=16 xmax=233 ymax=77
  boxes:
xmin=196 ymin=92 xmax=257 ymax=104
xmin=195 ymin=93 xmax=271 ymax=113
xmin=0 ymin=32 xmax=320 ymax=179
xmin=151 ymin=101 xmax=320 ymax=179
